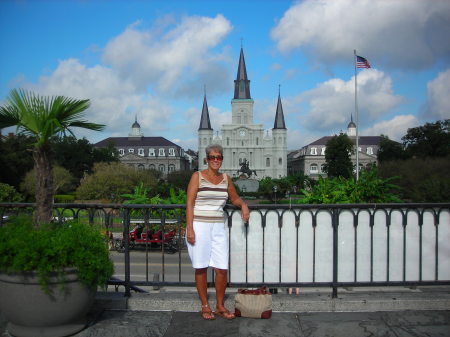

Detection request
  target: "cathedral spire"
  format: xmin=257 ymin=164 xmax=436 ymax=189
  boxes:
xmin=234 ymin=47 xmax=251 ymax=99
xmin=273 ymin=87 xmax=286 ymax=129
xmin=198 ymin=93 xmax=212 ymax=130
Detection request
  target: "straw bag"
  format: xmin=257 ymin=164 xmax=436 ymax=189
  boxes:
xmin=234 ymin=286 xmax=272 ymax=319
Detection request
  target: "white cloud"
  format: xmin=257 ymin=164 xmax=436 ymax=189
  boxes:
xmin=423 ymin=68 xmax=450 ymax=120
xmin=29 ymin=58 xmax=171 ymax=141
xmin=102 ymin=15 xmax=233 ymax=95
xmin=362 ymin=115 xmax=419 ymax=141
xmin=271 ymin=0 xmax=450 ymax=69
xmin=296 ymin=69 xmax=402 ymax=131
xmin=19 ymin=14 xmax=234 ymax=144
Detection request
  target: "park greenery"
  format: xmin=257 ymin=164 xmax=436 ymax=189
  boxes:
xmin=0 ymin=109 xmax=448 ymax=205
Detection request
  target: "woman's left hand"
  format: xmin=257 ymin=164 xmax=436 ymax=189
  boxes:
xmin=241 ymin=204 xmax=250 ymax=223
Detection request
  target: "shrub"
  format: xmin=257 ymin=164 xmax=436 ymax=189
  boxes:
xmin=54 ymin=194 xmax=76 ymax=203
xmin=0 ymin=183 xmax=23 ymax=202
xmin=296 ymin=167 xmax=402 ymax=204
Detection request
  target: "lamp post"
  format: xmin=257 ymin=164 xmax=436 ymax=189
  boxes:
xmin=273 ymin=185 xmax=278 ymax=204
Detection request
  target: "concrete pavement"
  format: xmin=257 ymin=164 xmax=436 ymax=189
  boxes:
xmin=1 ymin=286 xmax=449 ymax=337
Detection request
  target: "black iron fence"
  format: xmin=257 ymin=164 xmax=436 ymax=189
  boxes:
xmin=1 ymin=202 xmax=449 ymax=298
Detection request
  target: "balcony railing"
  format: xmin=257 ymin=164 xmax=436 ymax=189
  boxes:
xmin=1 ymin=202 xmax=449 ymax=298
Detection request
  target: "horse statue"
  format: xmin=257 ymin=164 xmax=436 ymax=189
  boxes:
xmin=237 ymin=159 xmax=257 ymax=178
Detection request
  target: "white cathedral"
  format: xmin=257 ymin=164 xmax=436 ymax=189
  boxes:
xmin=198 ymin=48 xmax=287 ymax=179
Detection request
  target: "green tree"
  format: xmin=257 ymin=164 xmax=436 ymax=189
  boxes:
xmin=377 ymin=134 xmax=408 ymax=162
xmin=379 ymin=156 xmax=450 ymax=202
xmin=20 ymin=166 xmax=75 ymax=200
xmin=76 ymin=162 xmax=158 ymax=201
xmin=0 ymin=183 xmax=23 ymax=202
xmin=167 ymin=170 xmax=195 ymax=191
xmin=0 ymin=89 xmax=104 ymax=225
xmin=402 ymin=119 xmax=450 ymax=158
xmin=324 ymin=133 xmax=354 ymax=178
xmin=51 ymin=136 xmax=118 ymax=182
xmin=0 ymin=134 xmax=34 ymax=189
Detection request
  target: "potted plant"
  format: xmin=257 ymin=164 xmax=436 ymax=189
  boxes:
xmin=0 ymin=89 xmax=112 ymax=337
xmin=0 ymin=216 xmax=114 ymax=337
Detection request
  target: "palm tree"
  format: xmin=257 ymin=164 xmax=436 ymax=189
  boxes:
xmin=0 ymin=88 xmax=104 ymax=225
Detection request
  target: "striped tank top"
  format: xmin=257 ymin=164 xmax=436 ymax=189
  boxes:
xmin=193 ymin=172 xmax=229 ymax=223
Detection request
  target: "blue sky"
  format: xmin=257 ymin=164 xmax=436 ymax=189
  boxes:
xmin=1 ymin=0 xmax=449 ymax=151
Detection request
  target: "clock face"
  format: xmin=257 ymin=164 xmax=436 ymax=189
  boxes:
xmin=239 ymin=129 xmax=246 ymax=137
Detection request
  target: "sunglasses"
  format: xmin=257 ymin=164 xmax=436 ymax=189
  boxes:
xmin=207 ymin=155 xmax=224 ymax=161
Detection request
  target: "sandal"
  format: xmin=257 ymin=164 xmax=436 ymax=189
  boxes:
xmin=200 ymin=304 xmax=215 ymax=320
xmin=214 ymin=308 xmax=235 ymax=320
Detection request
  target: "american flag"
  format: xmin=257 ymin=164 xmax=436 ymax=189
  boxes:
xmin=356 ymin=55 xmax=371 ymax=68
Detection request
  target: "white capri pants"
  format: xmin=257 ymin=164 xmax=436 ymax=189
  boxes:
xmin=186 ymin=221 xmax=229 ymax=270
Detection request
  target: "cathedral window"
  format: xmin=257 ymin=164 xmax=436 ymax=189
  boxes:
xmin=138 ymin=148 xmax=144 ymax=156
xmin=149 ymin=148 xmax=155 ymax=156
xmin=266 ymin=158 xmax=270 ymax=167
xmin=310 ymin=147 xmax=317 ymax=155
xmin=159 ymin=148 xmax=165 ymax=156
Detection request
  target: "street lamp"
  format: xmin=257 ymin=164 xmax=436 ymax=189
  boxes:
xmin=273 ymin=185 xmax=278 ymax=204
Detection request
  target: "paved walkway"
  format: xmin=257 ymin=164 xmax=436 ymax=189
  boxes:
xmin=1 ymin=287 xmax=449 ymax=337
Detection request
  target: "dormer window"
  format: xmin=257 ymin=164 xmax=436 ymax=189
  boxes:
xmin=149 ymin=148 xmax=155 ymax=156
xmin=158 ymin=148 xmax=165 ymax=156
xmin=321 ymin=147 xmax=326 ymax=155
xmin=168 ymin=148 xmax=175 ymax=156
xmin=310 ymin=147 xmax=317 ymax=155
xmin=367 ymin=147 xmax=373 ymax=155
xmin=128 ymin=148 xmax=134 ymax=153
xmin=119 ymin=149 xmax=124 ymax=156
xmin=138 ymin=148 xmax=144 ymax=156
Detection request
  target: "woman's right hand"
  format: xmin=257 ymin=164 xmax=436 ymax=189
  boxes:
xmin=187 ymin=227 xmax=195 ymax=245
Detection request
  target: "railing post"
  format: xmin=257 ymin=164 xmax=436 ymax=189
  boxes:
xmin=123 ymin=208 xmax=131 ymax=297
xmin=332 ymin=208 xmax=339 ymax=298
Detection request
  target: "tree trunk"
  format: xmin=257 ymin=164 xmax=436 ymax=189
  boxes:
xmin=33 ymin=144 xmax=54 ymax=226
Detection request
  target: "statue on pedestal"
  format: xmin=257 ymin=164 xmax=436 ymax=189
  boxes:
xmin=236 ymin=159 xmax=257 ymax=179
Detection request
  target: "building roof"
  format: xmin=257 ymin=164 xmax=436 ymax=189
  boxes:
xmin=308 ymin=136 xmax=382 ymax=147
xmin=273 ymin=93 xmax=286 ymax=129
xmin=94 ymin=136 xmax=180 ymax=148
xmin=233 ymin=47 xmax=251 ymax=99
xmin=198 ymin=94 xmax=212 ymax=130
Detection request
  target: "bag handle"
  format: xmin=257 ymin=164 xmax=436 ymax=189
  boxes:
xmin=237 ymin=286 xmax=270 ymax=295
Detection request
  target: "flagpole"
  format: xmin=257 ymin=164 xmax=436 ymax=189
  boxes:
xmin=354 ymin=50 xmax=359 ymax=181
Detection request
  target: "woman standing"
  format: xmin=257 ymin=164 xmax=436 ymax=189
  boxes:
xmin=186 ymin=144 xmax=250 ymax=320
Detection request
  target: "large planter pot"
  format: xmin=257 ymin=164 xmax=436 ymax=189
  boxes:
xmin=0 ymin=269 xmax=96 ymax=337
